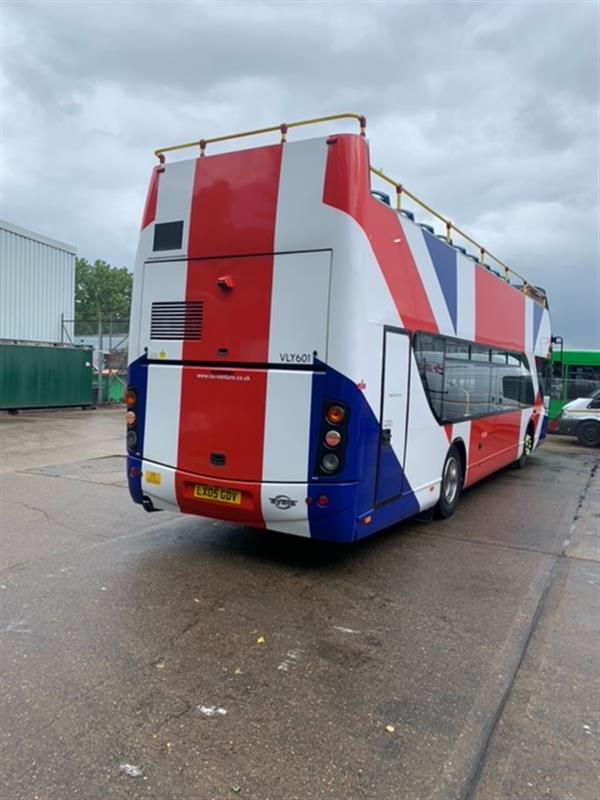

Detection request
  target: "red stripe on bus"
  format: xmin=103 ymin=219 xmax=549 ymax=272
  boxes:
xmin=176 ymin=147 xmax=283 ymax=525
xmin=177 ymin=367 xmax=269 ymax=488
xmin=466 ymin=412 xmax=521 ymax=486
xmin=187 ymin=145 xmax=283 ymax=258
xmin=140 ymin=166 xmax=160 ymax=230
xmin=475 ymin=268 xmax=525 ymax=352
xmin=175 ymin=470 xmax=266 ymax=528
xmin=323 ymin=135 xmax=438 ymax=334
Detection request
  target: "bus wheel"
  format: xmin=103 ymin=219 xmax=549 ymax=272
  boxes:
xmin=435 ymin=446 xmax=462 ymax=519
xmin=514 ymin=429 xmax=534 ymax=469
xmin=577 ymin=421 xmax=600 ymax=447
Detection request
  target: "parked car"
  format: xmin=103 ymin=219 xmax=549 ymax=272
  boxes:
xmin=553 ymin=388 xmax=600 ymax=446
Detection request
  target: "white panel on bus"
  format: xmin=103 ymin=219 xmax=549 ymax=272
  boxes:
xmin=381 ymin=330 xmax=410 ymax=466
xmin=456 ymin=255 xmax=475 ymax=342
xmin=129 ymin=225 xmax=154 ymax=361
xmin=524 ymin=296 xmax=534 ymax=354
xmin=141 ymin=460 xmax=180 ymax=512
xmin=144 ymin=364 xmax=182 ymax=468
xmin=153 ymin=159 xmax=196 ymax=258
xmin=274 ymin=137 xmax=330 ymax=252
xmin=139 ymin=259 xmax=188 ymax=361
xmin=262 ymin=369 xmax=313 ymax=483
xmin=260 ymin=483 xmax=311 ymax=538
xmin=267 ymin=251 xmax=331 ymax=365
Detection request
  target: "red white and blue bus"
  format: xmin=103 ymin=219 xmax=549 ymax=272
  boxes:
xmin=126 ymin=113 xmax=552 ymax=542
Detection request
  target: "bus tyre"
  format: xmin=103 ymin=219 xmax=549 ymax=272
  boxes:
xmin=577 ymin=421 xmax=600 ymax=447
xmin=434 ymin=446 xmax=462 ymax=519
xmin=514 ymin=429 xmax=534 ymax=469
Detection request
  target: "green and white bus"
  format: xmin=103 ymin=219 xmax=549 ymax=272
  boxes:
xmin=549 ymin=349 xmax=600 ymax=420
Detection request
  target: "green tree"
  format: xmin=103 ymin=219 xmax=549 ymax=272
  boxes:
xmin=75 ymin=258 xmax=132 ymax=335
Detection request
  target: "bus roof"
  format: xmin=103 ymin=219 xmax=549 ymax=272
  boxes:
xmin=552 ymin=349 xmax=600 ymax=365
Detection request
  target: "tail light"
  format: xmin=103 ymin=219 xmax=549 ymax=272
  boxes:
xmin=324 ymin=430 xmax=341 ymax=448
xmin=315 ymin=401 xmax=349 ymax=477
xmin=326 ymin=404 xmax=345 ymax=424
xmin=321 ymin=453 xmax=340 ymax=472
xmin=124 ymin=389 xmax=137 ymax=407
xmin=126 ymin=386 xmax=138 ymax=454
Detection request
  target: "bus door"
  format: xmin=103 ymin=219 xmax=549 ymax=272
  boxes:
xmin=375 ymin=328 xmax=411 ymax=506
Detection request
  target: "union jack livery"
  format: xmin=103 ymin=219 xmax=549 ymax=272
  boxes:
xmin=126 ymin=113 xmax=552 ymax=542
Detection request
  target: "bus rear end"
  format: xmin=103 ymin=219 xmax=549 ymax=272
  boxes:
xmin=127 ymin=133 xmax=356 ymax=540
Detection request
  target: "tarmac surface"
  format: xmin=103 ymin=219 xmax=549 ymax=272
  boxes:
xmin=1 ymin=408 xmax=598 ymax=800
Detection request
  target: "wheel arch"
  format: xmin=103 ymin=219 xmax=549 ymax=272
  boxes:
xmin=526 ymin=418 xmax=535 ymax=444
xmin=451 ymin=437 xmax=467 ymax=486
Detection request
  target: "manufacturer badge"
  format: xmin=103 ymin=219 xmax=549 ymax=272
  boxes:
xmin=269 ymin=495 xmax=298 ymax=510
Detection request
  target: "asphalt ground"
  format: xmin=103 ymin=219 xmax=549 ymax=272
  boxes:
xmin=1 ymin=408 xmax=598 ymax=800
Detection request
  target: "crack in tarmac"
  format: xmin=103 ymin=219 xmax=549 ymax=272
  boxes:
xmin=459 ymin=460 xmax=598 ymax=800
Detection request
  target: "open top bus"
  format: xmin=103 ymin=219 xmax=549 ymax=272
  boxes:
xmin=126 ymin=113 xmax=551 ymax=542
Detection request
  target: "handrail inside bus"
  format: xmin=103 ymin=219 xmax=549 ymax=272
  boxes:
xmin=154 ymin=113 xmax=367 ymax=160
xmin=153 ymin=112 xmax=546 ymax=309
xmin=370 ymin=166 xmax=547 ymax=307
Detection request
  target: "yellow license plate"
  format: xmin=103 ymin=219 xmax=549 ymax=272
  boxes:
xmin=193 ymin=484 xmax=242 ymax=505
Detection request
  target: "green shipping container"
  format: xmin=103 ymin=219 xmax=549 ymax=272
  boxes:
xmin=0 ymin=341 xmax=93 ymax=410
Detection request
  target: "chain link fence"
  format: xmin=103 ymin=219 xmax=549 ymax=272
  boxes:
xmin=61 ymin=316 xmax=129 ymax=405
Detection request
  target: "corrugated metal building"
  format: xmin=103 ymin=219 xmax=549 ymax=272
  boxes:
xmin=0 ymin=219 xmax=76 ymax=342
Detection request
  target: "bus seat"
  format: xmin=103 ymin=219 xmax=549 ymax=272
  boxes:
xmin=371 ymin=190 xmax=391 ymax=206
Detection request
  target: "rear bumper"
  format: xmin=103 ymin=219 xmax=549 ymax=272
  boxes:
xmin=127 ymin=456 xmax=360 ymax=542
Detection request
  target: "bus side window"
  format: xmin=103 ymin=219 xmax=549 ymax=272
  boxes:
xmin=552 ymin=361 xmax=563 ymax=378
xmin=535 ymin=356 xmax=551 ymax=397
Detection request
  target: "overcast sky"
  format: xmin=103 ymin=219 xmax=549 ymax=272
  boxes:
xmin=1 ymin=0 xmax=598 ymax=347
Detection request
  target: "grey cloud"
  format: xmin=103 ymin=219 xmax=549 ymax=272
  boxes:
xmin=2 ymin=0 xmax=598 ymax=347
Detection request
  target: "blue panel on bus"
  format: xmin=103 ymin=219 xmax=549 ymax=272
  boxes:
xmin=127 ymin=455 xmax=144 ymax=504
xmin=356 ymin=491 xmax=420 ymax=540
xmin=376 ymin=446 xmax=408 ymax=506
xmin=307 ymin=361 xmax=418 ymax=542
xmin=539 ymin=414 xmax=549 ymax=442
xmin=533 ymin=301 xmax=543 ymax=349
xmin=126 ymin=354 xmax=149 ymax=505
xmin=423 ymin=231 xmax=458 ymax=332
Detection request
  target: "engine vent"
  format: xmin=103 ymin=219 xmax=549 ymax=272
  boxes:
xmin=151 ymin=301 xmax=203 ymax=340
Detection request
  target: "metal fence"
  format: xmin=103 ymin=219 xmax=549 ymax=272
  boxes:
xmin=61 ymin=317 xmax=128 ymax=405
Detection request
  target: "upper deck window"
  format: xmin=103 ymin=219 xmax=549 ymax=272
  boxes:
xmin=153 ymin=221 xmax=183 ymax=251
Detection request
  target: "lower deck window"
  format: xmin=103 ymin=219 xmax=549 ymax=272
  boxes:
xmin=414 ymin=332 xmax=535 ymax=423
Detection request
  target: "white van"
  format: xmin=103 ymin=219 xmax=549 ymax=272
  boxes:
xmin=556 ymin=389 xmax=600 ymax=446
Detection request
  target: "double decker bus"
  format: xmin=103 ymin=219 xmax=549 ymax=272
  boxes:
xmin=126 ymin=114 xmax=552 ymax=543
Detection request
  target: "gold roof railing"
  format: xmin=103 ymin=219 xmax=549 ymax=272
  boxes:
xmin=370 ymin=166 xmax=546 ymax=306
xmin=153 ymin=112 xmax=545 ymax=308
xmin=154 ymin=112 xmax=367 ymax=161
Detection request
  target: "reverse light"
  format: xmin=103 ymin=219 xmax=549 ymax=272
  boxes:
xmin=326 ymin=404 xmax=345 ymax=425
xmin=125 ymin=389 xmax=137 ymax=407
xmin=324 ymin=429 xmax=341 ymax=447
xmin=321 ymin=453 xmax=340 ymax=473
xmin=126 ymin=430 xmax=138 ymax=450
xmin=126 ymin=411 xmax=136 ymax=426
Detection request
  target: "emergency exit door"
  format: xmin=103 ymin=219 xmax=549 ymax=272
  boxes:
xmin=375 ymin=327 xmax=411 ymax=506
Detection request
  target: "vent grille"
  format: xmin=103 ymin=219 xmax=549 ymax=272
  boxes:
xmin=151 ymin=301 xmax=203 ymax=340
